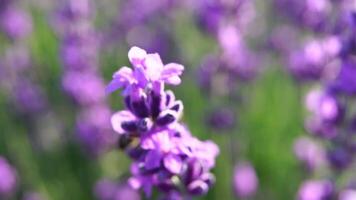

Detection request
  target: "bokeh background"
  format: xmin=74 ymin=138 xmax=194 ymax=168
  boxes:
xmin=0 ymin=0 xmax=355 ymax=199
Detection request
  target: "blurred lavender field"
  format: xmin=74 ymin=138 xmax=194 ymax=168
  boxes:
xmin=0 ymin=0 xmax=355 ymax=199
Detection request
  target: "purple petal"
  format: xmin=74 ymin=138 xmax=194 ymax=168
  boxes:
xmin=162 ymin=63 xmax=184 ymax=78
xmin=145 ymin=150 xmax=162 ymax=170
xmin=106 ymin=67 xmax=134 ymax=93
xmin=111 ymin=110 xmax=136 ymax=134
xmin=163 ymin=154 xmax=182 ymax=174
xmin=128 ymin=46 xmax=147 ymax=66
xmin=164 ymin=76 xmax=182 ymax=85
xmin=144 ymin=53 xmax=164 ymax=81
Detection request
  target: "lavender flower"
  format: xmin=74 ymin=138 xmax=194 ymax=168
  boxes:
xmin=206 ymin=108 xmax=236 ymax=131
xmin=233 ymin=162 xmax=258 ymax=198
xmin=274 ymin=0 xmax=332 ymax=32
xmin=0 ymin=157 xmax=17 ymax=197
xmin=0 ymin=6 xmax=32 ymax=39
xmin=55 ymin=0 xmax=114 ymax=156
xmin=293 ymin=137 xmax=326 ymax=171
xmin=108 ymin=47 xmax=219 ymax=198
xmin=297 ymin=180 xmax=334 ymax=200
xmin=339 ymin=189 xmax=356 ymax=200
xmin=95 ymin=179 xmax=141 ymax=200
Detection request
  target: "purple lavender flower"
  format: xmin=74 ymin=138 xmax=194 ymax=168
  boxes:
xmin=287 ymin=37 xmax=341 ymax=81
xmin=274 ymin=0 xmax=332 ymax=32
xmin=293 ymin=137 xmax=326 ymax=171
xmin=206 ymin=108 xmax=236 ymax=131
xmin=95 ymin=179 xmax=141 ymax=200
xmin=13 ymin=79 xmax=47 ymax=114
xmin=297 ymin=180 xmax=334 ymax=200
xmin=233 ymin=162 xmax=258 ymax=198
xmin=76 ymin=106 xmax=115 ymax=156
xmin=339 ymin=189 xmax=356 ymax=200
xmin=108 ymin=47 xmax=219 ymax=198
xmin=330 ymin=59 xmax=356 ymax=95
xmin=0 ymin=157 xmax=17 ymax=197
xmin=55 ymin=0 xmax=114 ymax=156
xmin=62 ymin=71 xmax=106 ymax=105
xmin=218 ymin=25 xmax=258 ymax=80
xmin=0 ymin=6 xmax=32 ymax=39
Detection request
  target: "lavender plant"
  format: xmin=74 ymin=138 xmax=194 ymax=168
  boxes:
xmin=287 ymin=0 xmax=356 ymax=198
xmin=107 ymin=46 xmax=219 ymax=199
xmin=54 ymin=0 xmax=114 ymax=156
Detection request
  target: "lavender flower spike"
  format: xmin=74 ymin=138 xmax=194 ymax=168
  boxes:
xmin=108 ymin=47 xmax=219 ymax=198
xmin=0 ymin=157 xmax=17 ymax=197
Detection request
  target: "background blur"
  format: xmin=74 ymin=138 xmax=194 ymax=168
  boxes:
xmin=0 ymin=0 xmax=331 ymax=199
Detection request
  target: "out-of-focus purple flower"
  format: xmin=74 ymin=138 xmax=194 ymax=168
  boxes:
xmin=330 ymin=59 xmax=356 ymax=95
xmin=0 ymin=157 xmax=17 ymax=197
xmin=293 ymin=137 xmax=326 ymax=171
xmin=116 ymin=0 xmax=177 ymax=30
xmin=108 ymin=47 xmax=219 ymax=198
xmin=22 ymin=192 xmax=45 ymax=200
xmin=268 ymin=25 xmax=298 ymax=55
xmin=304 ymin=88 xmax=344 ymax=139
xmin=194 ymin=0 xmax=256 ymax=35
xmin=76 ymin=106 xmax=115 ymax=156
xmin=218 ymin=25 xmax=259 ymax=80
xmin=95 ymin=179 xmax=141 ymax=200
xmin=62 ymin=71 xmax=106 ymax=105
xmin=0 ymin=6 xmax=32 ymax=39
xmin=305 ymin=89 xmax=342 ymax=123
xmin=274 ymin=0 xmax=332 ymax=32
xmin=233 ymin=162 xmax=258 ymax=198
xmin=3 ymin=45 xmax=31 ymax=72
xmin=339 ymin=189 xmax=356 ymax=200
xmin=288 ymin=37 xmax=341 ymax=81
xmin=297 ymin=180 xmax=334 ymax=200
xmin=126 ymin=26 xmax=174 ymax=61
xmin=13 ymin=79 xmax=47 ymax=114
xmin=327 ymin=147 xmax=353 ymax=170
xmin=207 ymin=108 xmax=236 ymax=131
xmin=60 ymin=32 xmax=99 ymax=71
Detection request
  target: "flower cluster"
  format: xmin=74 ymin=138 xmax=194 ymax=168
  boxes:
xmin=193 ymin=0 xmax=259 ymax=132
xmin=108 ymin=47 xmax=219 ymax=198
xmin=54 ymin=0 xmax=114 ymax=156
xmin=290 ymin=1 xmax=356 ymax=198
xmin=0 ymin=0 xmax=46 ymax=115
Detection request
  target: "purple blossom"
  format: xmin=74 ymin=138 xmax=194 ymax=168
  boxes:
xmin=76 ymin=106 xmax=115 ymax=156
xmin=233 ymin=162 xmax=258 ymax=198
xmin=293 ymin=137 xmax=326 ymax=171
xmin=107 ymin=46 xmax=184 ymax=94
xmin=330 ymin=59 xmax=356 ymax=95
xmin=55 ymin=0 xmax=114 ymax=156
xmin=108 ymin=47 xmax=219 ymax=198
xmin=206 ymin=108 xmax=236 ymax=131
xmin=287 ymin=37 xmax=341 ymax=81
xmin=0 ymin=157 xmax=17 ymax=197
xmin=62 ymin=71 xmax=106 ymax=105
xmin=95 ymin=179 xmax=141 ymax=200
xmin=0 ymin=6 xmax=32 ymax=39
xmin=297 ymin=180 xmax=334 ymax=200
xmin=13 ymin=79 xmax=47 ymax=114
xmin=339 ymin=189 xmax=356 ymax=200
